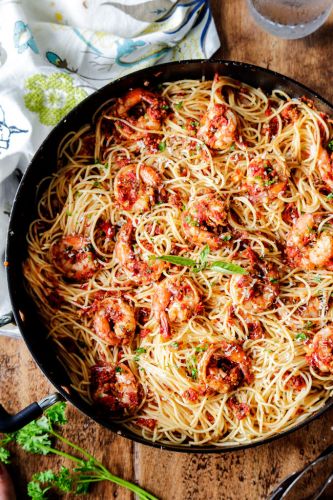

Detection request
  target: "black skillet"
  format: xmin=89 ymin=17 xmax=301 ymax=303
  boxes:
xmin=2 ymin=60 xmax=333 ymax=452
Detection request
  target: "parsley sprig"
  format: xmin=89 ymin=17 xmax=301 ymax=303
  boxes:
xmin=0 ymin=403 xmax=157 ymax=500
xmin=150 ymin=245 xmax=247 ymax=275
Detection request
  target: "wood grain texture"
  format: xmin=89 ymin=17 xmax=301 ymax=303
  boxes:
xmin=1 ymin=1 xmax=333 ymax=498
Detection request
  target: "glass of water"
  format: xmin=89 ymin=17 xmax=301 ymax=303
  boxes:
xmin=247 ymin=0 xmax=333 ymax=39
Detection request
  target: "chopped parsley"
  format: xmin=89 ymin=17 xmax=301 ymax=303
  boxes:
xmin=328 ymin=139 xmax=333 ymax=151
xmin=269 ymin=278 xmax=279 ymax=283
xmin=161 ymin=104 xmax=169 ymax=110
xmin=115 ymin=366 xmax=122 ymax=373
xmin=222 ymin=234 xmax=232 ymax=241
xmin=134 ymin=347 xmax=146 ymax=361
xmin=264 ymin=178 xmax=277 ymax=186
xmin=158 ymin=141 xmax=166 ymax=152
xmin=304 ymin=321 xmax=314 ymax=330
xmin=93 ymin=181 xmax=101 ymax=188
xmin=195 ymin=345 xmax=208 ymax=353
xmin=295 ymin=332 xmax=308 ymax=342
xmin=185 ymin=215 xmax=199 ymax=227
xmin=229 ymin=144 xmax=235 ymax=151
xmin=175 ymin=101 xmax=183 ymax=110
xmin=186 ymin=356 xmax=198 ymax=380
xmin=171 ymin=342 xmax=179 ymax=349
xmin=313 ymin=275 xmax=322 ymax=283
xmin=190 ymin=121 xmax=199 ymax=128
xmin=327 ymin=192 xmax=333 ymax=199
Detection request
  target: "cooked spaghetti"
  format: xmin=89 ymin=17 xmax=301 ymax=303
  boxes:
xmin=24 ymin=75 xmax=333 ymax=446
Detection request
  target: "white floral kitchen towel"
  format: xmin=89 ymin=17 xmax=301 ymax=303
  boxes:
xmin=0 ymin=0 xmax=220 ymax=330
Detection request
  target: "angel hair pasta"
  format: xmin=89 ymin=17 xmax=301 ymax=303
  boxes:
xmin=24 ymin=75 xmax=333 ymax=446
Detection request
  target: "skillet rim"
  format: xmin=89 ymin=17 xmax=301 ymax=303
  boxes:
xmin=6 ymin=58 xmax=333 ymax=453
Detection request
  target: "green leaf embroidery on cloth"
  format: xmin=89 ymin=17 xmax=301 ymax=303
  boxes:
xmin=24 ymin=73 xmax=87 ymax=126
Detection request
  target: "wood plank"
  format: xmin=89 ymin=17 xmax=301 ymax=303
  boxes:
xmin=136 ymin=412 xmax=333 ymax=500
xmin=212 ymin=0 xmax=333 ymax=102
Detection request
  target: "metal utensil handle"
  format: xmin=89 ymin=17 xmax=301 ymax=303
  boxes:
xmin=0 ymin=393 xmax=64 ymax=433
xmin=269 ymin=444 xmax=333 ymax=499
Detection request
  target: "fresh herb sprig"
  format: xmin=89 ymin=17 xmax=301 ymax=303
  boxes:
xmin=150 ymin=245 xmax=248 ymax=275
xmin=0 ymin=403 xmax=157 ymax=500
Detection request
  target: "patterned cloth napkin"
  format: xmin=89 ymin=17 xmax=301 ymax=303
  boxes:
xmin=0 ymin=0 xmax=220 ymax=332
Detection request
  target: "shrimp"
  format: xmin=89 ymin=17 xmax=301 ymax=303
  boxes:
xmin=298 ymin=297 xmax=326 ymax=324
xmin=50 ymin=234 xmax=99 ymax=282
xmin=114 ymin=164 xmax=162 ymax=212
xmin=197 ymin=103 xmax=238 ymax=150
xmin=316 ymin=144 xmax=333 ymax=190
xmin=115 ymin=88 xmax=169 ymax=140
xmin=286 ymin=213 xmax=333 ymax=270
xmin=230 ymin=249 xmax=280 ymax=313
xmin=227 ymin=307 xmax=265 ymax=340
xmin=114 ymin=220 xmax=165 ymax=284
xmin=93 ymin=297 xmax=136 ymax=346
xmin=245 ymin=158 xmax=287 ymax=203
xmin=152 ymin=276 xmax=202 ymax=337
xmin=306 ymin=326 xmax=333 ymax=374
xmin=182 ymin=194 xmax=227 ymax=249
xmin=199 ymin=341 xmax=253 ymax=394
xmin=91 ymin=363 xmax=141 ymax=412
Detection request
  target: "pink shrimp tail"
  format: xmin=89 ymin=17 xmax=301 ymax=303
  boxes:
xmin=160 ymin=312 xmax=170 ymax=338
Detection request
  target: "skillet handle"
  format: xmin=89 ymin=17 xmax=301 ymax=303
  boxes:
xmin=0 ymin=312 xmax=21 ymax=339
xmin=0 ymin=393 xmax=64 ymax=433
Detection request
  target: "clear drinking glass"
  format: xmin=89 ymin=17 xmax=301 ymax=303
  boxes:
xmin=247 ymin=0 xmax=333 ymax=39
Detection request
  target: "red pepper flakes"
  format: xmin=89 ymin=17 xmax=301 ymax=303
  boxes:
xmin=227 ymin=397 xmax=250 ymax=420
xmin=136 ymin=418 xmax=157 ymax=430
xmin=206 ymin=412 xmax=215 ymax=423
xmin=283 ymin=372 xmax=306 ymax=391
xmin=182 ymin=388 xmax=199 ymax=402
xmin=140 ymin=328 xmax=151 ymax=339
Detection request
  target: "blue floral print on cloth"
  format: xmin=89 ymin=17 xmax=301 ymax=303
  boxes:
xmin=13 ymin=21 xmax=39 ymax=54
xmin=0 ymin=106 xmax=28 ymax=150
xmin=0 ymin=0 xmax=220 ymax=328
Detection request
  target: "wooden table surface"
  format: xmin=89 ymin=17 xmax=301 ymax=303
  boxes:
xmin=1 ymin=1 xmax=333 ymax=499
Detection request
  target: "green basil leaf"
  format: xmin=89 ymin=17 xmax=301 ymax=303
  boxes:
xmin=154 ymin=255 xmax=197 ymax=267
xmin=210 ymin=261 xmax=248 ymax=275
xmin=199 ymin=245 xmax=210 ymax=265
